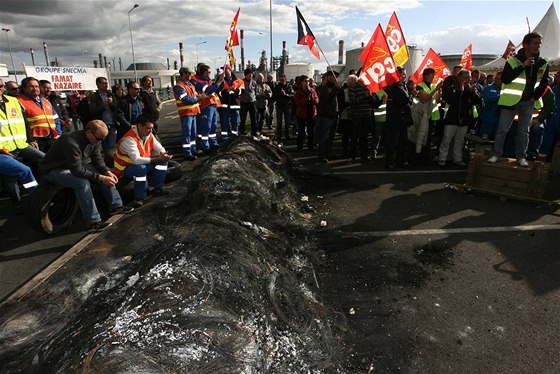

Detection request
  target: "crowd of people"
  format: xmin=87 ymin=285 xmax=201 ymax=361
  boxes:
xmin=1 ymin=31 xmax=559 ymax=232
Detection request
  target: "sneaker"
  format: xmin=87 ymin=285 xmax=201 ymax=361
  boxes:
xmin=87 ymin=221 xmax=112 ymax=232
xmin=150 ymin=188 xmax=170 ymax=197
xmin=488 ymin=156 xmax=499 ymax=163
xmin=517 ymin=158 xmax=529 ymax=167
xmin=438 ymin=160 xmax=446 ymax=167
xmin=109 ymin=205 xmax=134 ymax=215
xmin=260 ymin=135 xmax=269 ymax=141
xmin=453 ymin=161 xmax=467 ymax=167
xmin=129 ymin=200 xmax=144 ymax=208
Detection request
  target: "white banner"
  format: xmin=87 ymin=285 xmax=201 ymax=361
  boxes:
xmin=23 ymin=66 xmax=108 ymax=91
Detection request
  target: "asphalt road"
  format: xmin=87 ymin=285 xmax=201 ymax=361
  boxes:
xmin=1 ymin=100 xmax=560 ymax=372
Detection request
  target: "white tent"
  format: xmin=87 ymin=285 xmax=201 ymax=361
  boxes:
xmin=479 ymin=3 xmax=560 ymax=71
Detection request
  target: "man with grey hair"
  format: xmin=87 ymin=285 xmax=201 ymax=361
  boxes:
xmin=438 ymin=69 xmax=481 ymax=166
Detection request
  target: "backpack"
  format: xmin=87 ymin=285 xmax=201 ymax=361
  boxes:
xmin=76 ymin=97 xmax=91 ymax=124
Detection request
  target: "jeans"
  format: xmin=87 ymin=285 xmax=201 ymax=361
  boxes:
xmin=276 ymin=104 xmax=292 ymax=141
xmin=527 ymin=123 xmax=545 ymax=160
xmin=122 ymin=162 xmax=167 ymax=201
xmin=240 ymin=101 xmax=257 ymax=136
xmin=46 ymin=164 xmax=123 ymax=224
xmin=492 ymin=100 xmax=534 ymax=159
xmin=350 ymin=116 xmax=371 ymax=160
xmin=180 ymin=115 xmax=197 ymax=156
xmin=0 ymin=153 xmax=38 ymax=204
xmin=315 ymin=116 xmax=337 ymax=159
xmin=257 ymin=107 xmax=267 ymax=132
xmin=297 ymin=116 xmax=315 ymax=150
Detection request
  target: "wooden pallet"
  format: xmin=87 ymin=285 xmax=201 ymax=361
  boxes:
xmin=466 ymin=155 xmax=550 ymax=199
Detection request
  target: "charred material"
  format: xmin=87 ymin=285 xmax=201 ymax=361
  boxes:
xmin=0 ymin=138 xmax=341 ymax=373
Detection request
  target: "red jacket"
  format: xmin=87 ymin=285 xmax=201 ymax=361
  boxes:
xmin=294 ymin=87 xmax=319 ymax=118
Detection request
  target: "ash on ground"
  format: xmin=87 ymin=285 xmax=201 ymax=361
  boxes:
xmin=0 ymin=138 xmax=343 ymax=373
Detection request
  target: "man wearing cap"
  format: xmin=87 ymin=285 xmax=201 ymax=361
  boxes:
xmin=174 ymin=67 xmax=203 ymax=160
xmin=218 ymin=65 xmax=244 ymax=141
xmin=191 ymin=64 xmax=224 ymax=152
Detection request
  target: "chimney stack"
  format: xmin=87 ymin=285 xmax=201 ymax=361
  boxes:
xmin=179 ymin=42 xmax=184 ymax=68
xmin=338 ymin=40 xmax=344 ymax=65
xmin=240 ymin=29 xmax=245 ymax=70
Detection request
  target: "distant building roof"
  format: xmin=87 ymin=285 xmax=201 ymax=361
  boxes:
xmin=126 ymin=63 xmax=168 ymax=71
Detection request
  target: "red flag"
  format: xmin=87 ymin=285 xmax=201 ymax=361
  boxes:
xmin=460 ymin=44 xmax=472 ymax=71
xmin=358 ymin=32 xmax=376 ymax=62
xmin=409 ymin=48 xmax=451 ymax=84
xmin=225 ymin=8 xmax=240 ymax=65
xmin=502 ymin=40 xmax=516 ymax=59
xmin=359 ymin=24 xmax=400 ymax=93
xmin=385 ymin=12 xmax=409 ymax=67
xmin=296 ymin=6 xmax=320 ymax=60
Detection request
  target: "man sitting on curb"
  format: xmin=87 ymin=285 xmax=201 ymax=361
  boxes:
xmin=113 ymin=115 xmax=171 ymax=208
xmin=40 ymin=119 xmax=133 ymax=232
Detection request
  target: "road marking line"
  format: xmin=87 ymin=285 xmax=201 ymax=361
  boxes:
xmin=327 ymin=170 xmax=466 ymax=175
xmin=341 ymin=224 xmax=560 ymax=237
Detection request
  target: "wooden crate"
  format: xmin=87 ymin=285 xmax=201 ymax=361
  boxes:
xmin=466 ymin=155 xmax=550 ymax=199
xmin=550 ymin=143 xmax=560 ymax=175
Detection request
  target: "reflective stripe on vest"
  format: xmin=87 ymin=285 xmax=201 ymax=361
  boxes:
xmin=418 ymin=82 xmax=440 ymax=120
xmin=17 ymin=96 xmax=59 ymax=138
xmin=113 ymin=128 xmax=155 ymax=178
xmin=497 ymin=57 xmax=548 ymax=106
xmin=0 ymin=97 xmax=28 ymax=151
xmin=174 ymin=81 xmax=201 ymax=117
xmin=191 ymin=75 xmax=221 ymax=108
xmin=373 ymin=89 xmax=387 ymax=122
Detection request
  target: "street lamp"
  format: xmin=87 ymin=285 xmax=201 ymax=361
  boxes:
xmin=128 ymin=3 xmax=139 ymax=82
xmin=196 ymin=41 xmax=207 ymax=65
xmin=258 ymin=30 xmax=273 ymax=73
xmin=2 ymin=28 xmax=18 ymax=84
xmin=269 ymin=0 xmax=273 ymax=74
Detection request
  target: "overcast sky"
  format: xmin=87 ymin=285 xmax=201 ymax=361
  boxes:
xmin=0 ymin=0 xmax=558 ymax=73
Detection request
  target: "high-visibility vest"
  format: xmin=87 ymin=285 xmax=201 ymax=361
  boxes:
xmin=373 ymin=89 xmax=387 ymax=123
xmin=498 ymin=56 xmax=548 ymax=107
xmin=513 ymin=85 xmax=551 ymax=121
xmin=113 ymin=128 xmax=155 ymax=178
xmin=17 ymin=96 xmax=59 ymax=138
xmin=190 ymin=75 xmax=221 ymax=109
xmin=418 ymin=82 xmax=441 ymax=121
xmin=0 ymin=96 xmax=28 ymax=152
xmin=219 ymin=78 xmax=244 ymax=109
xmin=174 ymin=81 xmax=201 ymax=117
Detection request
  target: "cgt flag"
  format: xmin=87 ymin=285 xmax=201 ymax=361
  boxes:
xmin=359 ymin=24 xmax=400 ymax=93
xmin=225 ymin=7 xmax=241 ymax=66
xmin=409 ymin=48 xmax=451 ymax=84
xmin=460 ymin=44 xmax=472 ymax=71
xmin=385 ymin=12 xmax=409 ymax=67
xmin=296 ymin=6 xmax=320 ymax=59
xmin=502 ymin=39 xmax=517 ymax=59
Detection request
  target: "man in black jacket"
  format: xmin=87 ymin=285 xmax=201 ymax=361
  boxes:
xmin=40 ymin=119 xmax=132 ymax=231
xmin=89 ymin=77 xmax=122 ymax=165
xmin=385 ymin=67 xmax=413 ymax=169
xmin=140 ymin=75 xmax=161 ymax=134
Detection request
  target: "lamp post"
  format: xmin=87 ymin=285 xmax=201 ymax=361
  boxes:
xmin=196 ymin=41 xmax=207 ymax=65
xmin=258 ymin=30 xmax=273 ymax=73
xmin=128 ymin=3 xmax=139 ymax=82
xmin=2 ymin=28 xmax=18 ymax=83
xmin=269 ymin=0 xmax=273 ymax=73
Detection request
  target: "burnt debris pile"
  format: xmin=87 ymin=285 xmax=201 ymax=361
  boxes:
xmin=0 ymin=138 xmax=341 ymax=373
